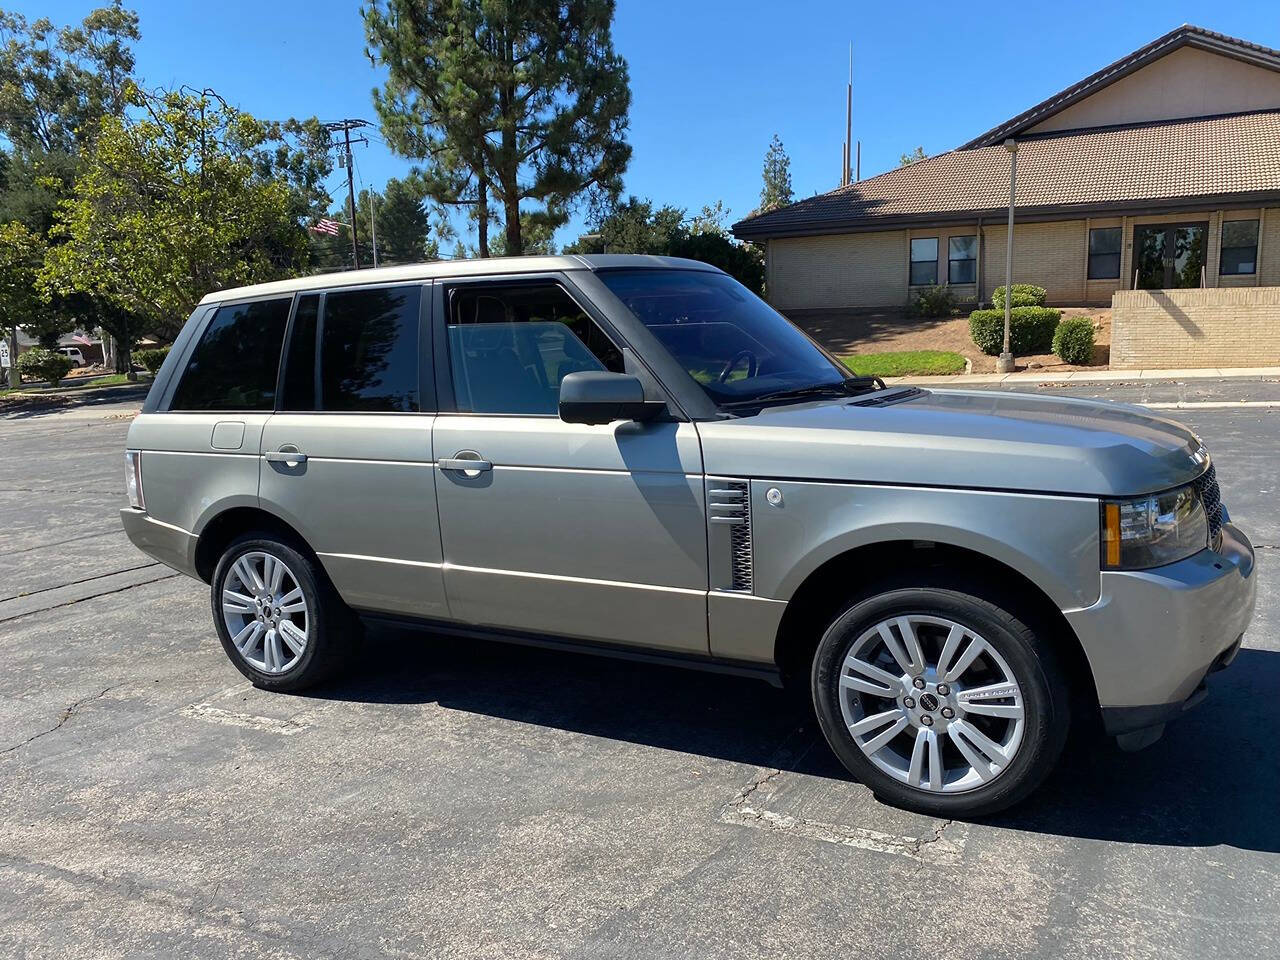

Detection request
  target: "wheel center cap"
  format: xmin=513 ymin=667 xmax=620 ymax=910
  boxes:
xmin=919 ymin=693 xmax=940 ymax=712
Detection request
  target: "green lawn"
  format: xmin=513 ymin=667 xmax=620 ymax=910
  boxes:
xmin=842 ymin=350 xmax=967 ymax=378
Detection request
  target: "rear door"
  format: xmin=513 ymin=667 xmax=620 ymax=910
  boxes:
xmin=430 ymin=275 xmax=708 ymax=653
xmin=258 ymin=283 xmax=446 ymax=619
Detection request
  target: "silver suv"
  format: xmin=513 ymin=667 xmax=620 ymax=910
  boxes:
xmin=122 ymin=255 xmax=1255 ymax=816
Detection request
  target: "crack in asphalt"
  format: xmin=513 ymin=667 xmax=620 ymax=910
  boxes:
xmin=0 ymin=572 xmax=180 ymax=625
xmin=0 ymin=561 xmax=160 ymax=602
xmin=729 ymin=768 xmax=784 ymax=816
xmin=0 ymin=683 xmax=126 ymax=755
xmin=4 ymin=528 xmax=123 ymax=556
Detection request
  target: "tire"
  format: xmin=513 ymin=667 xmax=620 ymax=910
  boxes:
xmin=210 ymin=533 xmax=356 ymax=692
xmin=811 ymin=583 xmax=1069 ymax=818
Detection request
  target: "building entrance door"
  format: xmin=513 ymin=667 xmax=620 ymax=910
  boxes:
xmin=1133 ymin=223 xmax=1208 ymax=289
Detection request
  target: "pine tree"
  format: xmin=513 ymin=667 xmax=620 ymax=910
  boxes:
xmin=365 ymin=0 xmax=632 ymax=257
xmin=759 ymin=134 xmax=793 ymax=212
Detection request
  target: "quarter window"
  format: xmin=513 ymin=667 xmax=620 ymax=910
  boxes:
xmin=909 ymin=238 xmax=938 ymax=286
xmin=948 ymin=236 xmax=977 ymax=284
xmin=280 ymin=286 xmax=421 ymax=412
xmin=1088 ymin=227 xmax=1122 ymax=279
xmin=1220 ymin=219 xmax=1259 ymax=276
xmin=171 ymin=298 xmax=291 ymax=411
xmin=446 ymin=283 xmax=623 ymax=415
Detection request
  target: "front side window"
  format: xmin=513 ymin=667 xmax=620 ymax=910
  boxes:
xmin=948 ymin=236 xmax=977 ymax=284
xmin=171 ymin=298 xmax=291 ymax=411
xmin=446 ymin=282 xmax=623 ymax=415
xmin=1220 ymin=219 xmax=1259 ymax=276
xmin=281 ymin=286 xmax=421 ymax=412
xmin=1088 ymin=227 xmax=1122 ymax=279
xmin=909 ymin=237 xmax=938 ymax=286
xmin=597 ymin=269 xmax=851 ymax=407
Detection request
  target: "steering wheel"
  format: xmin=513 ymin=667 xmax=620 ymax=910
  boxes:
xmin=718 ymin=349 xmax=758 ymax=384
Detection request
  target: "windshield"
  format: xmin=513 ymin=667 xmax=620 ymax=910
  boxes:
xmin=597 ymin=269 xmax=853 ymax=406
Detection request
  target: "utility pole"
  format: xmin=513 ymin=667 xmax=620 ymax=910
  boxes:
xmin=368 ymin=191 xmax=379 ymax=268
xmin=844 ymin=44 xmax=852 ymax=187
xmin=324 ymin=119 xmax=370 ymax=268
xmin=997 ymin=139 xmax=1019 ymax=374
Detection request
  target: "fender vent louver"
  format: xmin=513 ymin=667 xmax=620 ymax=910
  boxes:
xmin=709 ymin=480 xmax=752 ymax=592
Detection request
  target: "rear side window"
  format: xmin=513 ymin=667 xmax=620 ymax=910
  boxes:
xmin=280 ymin=285 xmax=421 ymax=413
xmin=171 ymin=298 xmax=291 ymax=411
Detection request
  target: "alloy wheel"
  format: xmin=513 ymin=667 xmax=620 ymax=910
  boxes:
xmin=837 ymin=615 xmax=1026 ymax=793
xmin=220 ymin=551 xmax=310 ymax=674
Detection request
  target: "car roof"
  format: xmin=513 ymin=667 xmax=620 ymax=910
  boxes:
xmin=197 ymin=254 xmax=723 ymax=305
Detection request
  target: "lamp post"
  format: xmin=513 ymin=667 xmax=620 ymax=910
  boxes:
xmin=997 ymin=138 xmax=1018 ymax=374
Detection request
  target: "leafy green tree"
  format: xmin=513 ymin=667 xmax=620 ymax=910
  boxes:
xmin=564 ymin=196 xmax=762 ymax=293
xmin=40 ymin=88 xmax=311 ymax=342
xmin=899 ymin=145 xmax=926 ymax=167
xmin=0 ymin=2 xmax=139 ymax=155
xmin=0 ymin=220 xmax=44 ymax=387
xmin=759 ymin=134 xmax=793 ymax=212
xmin=365 ymin=0 xmax=632 ymax=256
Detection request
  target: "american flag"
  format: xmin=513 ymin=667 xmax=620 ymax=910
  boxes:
xmin=309 ymin=218 xmax=342 ymax=236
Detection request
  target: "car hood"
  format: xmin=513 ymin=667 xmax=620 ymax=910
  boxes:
xmin=696 ymin=388 xmax=1207 ymax=496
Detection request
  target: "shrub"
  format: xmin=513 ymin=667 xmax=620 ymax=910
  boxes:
xmin=968 ymin=306 xmax=1062 ymax=356
xmin=16 ymin=347 xmax=74 ymax=387
xmin=1052 ymin=316 xmax=1096 ymax=365
xmin=991 ymin=284 xmax=1047 ymax=309
xmin=134 ymin=346 xmax=170 ymax=375
xmin=910 ymin=285 xmax=957 ymax=318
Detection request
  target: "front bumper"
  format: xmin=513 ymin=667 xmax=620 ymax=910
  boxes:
xmin=1064 ymin=521 xmax=1256 ymax=741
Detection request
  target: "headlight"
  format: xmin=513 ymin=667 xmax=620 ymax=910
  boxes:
xmin=1101 ymin=484 xmax=1207 ymax=570
xmin=125 ymin=450 xmax=145 ymax=511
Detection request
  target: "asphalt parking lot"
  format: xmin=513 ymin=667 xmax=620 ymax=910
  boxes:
xmin=2 ymin=379 xmax=1278 ymax=959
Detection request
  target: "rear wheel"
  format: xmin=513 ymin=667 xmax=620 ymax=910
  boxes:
xmin=811 ymin=585 xmax=1069 ymax=817
xmin=211 ymin=534 xmax=355 ymax=691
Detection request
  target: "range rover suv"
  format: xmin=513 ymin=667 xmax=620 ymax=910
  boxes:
xmin=122 ymin=255 xmax=1256 ymax=816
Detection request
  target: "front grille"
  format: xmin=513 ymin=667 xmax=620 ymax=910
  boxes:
xmin=1193 ymin=462 xmax=1223 ymax=546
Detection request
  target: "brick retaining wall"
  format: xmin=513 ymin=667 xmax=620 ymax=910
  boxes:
xmin=1110 ymin=287 xmax=1280 ymax=369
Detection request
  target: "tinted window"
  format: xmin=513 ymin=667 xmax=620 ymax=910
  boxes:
xmin=447 ymin=283 xmax=623 ymax=415
xmin=1220 ymin=219 xmax=1259 ymax=276
xmin=1088 ymin=227 xmax=1122 ymax=279
xmin=171 ymin=298 xmax=291 ymax=410
xmin=280 ymin=286 xmax=421 ymax=412
xmin=910 ymin=237 xmax=938 ymax=286
xmin=280 ymin=294 xmax=319 ymax=410
xmin=948 ymin=236 xmax=976 ymax=284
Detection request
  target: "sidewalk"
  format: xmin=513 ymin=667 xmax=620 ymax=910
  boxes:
xmin=889 ymin=365 xmax=1280 ymax=386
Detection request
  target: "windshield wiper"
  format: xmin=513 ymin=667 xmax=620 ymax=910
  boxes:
xmin=722 ymin=376 xmax=886 ymax=410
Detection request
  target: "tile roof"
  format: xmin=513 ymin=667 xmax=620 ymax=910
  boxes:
xmin=733 ymin=110 xmax=1280 ymax=241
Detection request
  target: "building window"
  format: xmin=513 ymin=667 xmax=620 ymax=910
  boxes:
xmin=948 ymin=236 xmax=977 ymax=284
xmin=1220 ymin=219 xmax=1259 ymax=276
xmin=1088 ymin=227 xmax=1122 ymax=279
xmin=909 ymin=237 xmax=938 ymax=286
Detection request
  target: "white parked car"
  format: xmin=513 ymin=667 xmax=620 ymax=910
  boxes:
xmin=58 ymin=347 xmax=88 ymax=367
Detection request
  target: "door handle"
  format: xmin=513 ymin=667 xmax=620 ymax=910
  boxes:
xmin=265 ymin=445 xmax=307 ymax=465
xmin=439 ymin=452 xmax=492 ymax=476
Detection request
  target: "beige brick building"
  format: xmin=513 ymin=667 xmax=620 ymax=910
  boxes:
xmin=734 ymin=26 xmax=1280 ymax=314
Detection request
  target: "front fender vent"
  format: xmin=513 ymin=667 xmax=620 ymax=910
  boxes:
xmin=709 ymin=479 xmax=752 ymax=592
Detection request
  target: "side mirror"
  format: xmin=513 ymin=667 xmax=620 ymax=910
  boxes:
xmin=558 ymin=371 xmax=665 ymax=425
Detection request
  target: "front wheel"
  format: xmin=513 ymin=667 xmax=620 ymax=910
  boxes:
xmin=811 ymin=586 xmax=1069 ymax=817
xmin=211 ymin=534 xmax=355 ymax=692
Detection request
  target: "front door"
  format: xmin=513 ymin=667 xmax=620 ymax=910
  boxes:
xmin=431 ymin=276 xmax=709 ymax=654
xmin=1133 ymin=223 xmax=1208 ymax=289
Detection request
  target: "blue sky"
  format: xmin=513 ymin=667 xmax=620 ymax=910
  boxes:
xmin=20 ymin=0 xmax=1280 ymax=247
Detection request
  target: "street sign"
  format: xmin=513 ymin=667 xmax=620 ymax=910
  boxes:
xmin=0 ymin=340 xmax=10 ymax=368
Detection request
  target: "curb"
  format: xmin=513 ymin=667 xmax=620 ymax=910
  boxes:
xmin=887 ymin=366 xmax=1280 ymax=387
